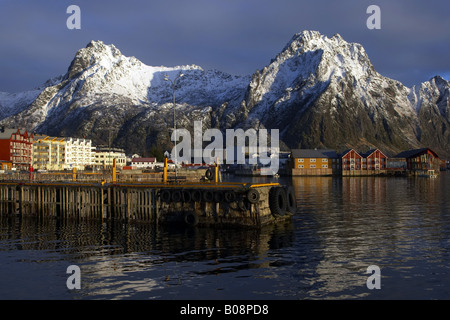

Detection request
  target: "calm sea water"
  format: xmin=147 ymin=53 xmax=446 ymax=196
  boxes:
xmin=0 ymin=173 xmax=449 ymax=300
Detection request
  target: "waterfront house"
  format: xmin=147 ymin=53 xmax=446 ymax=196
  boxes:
xmin=131 ymin=157 xmax=157 ymax=169
xmin=0 ymin=127 xmax=33 ymax=171
xmin=291 ymin=149 xmax=339 ymax=176
xmin=360 ymin=148 xmax=388 ymax=170
xmin=393 ymin=148 xmax=440 ymax=175
xmin=340 ymin=149 xmax=362 ymax=171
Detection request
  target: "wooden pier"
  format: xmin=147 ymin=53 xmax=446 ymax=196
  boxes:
xmin=0 ymin=181 xmax=296 ymax=228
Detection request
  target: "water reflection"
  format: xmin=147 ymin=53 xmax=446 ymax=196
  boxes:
xmin=290 ymin=174 xmax=450 ymax=299
xmin=0 ymin=174 xmax=449 ymax=299
xmin=0 ymin=215 xmax=295 ymax=299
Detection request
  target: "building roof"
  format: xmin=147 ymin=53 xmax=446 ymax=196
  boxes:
xmin=34 ymin=134 xmax=65 ymax=142
xmin=132 ymin=157 xmax=156 ymax=163
xmin=291 ymin=149 xmax=338 ymax=159
xmin=340 ymin=148 xmax=362 ymax=158
xmin=360 ymin=148 xmax=388 ymax=158
xmin=394 ymin=148 xmax=439 ymax=159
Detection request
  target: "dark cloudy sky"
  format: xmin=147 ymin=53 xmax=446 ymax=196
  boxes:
xmin=0 ymin=0 xmax=449 ymax=93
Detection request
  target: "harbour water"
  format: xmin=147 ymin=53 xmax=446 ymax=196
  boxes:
xmin=0 ymin=173 xmax=449 ymax=300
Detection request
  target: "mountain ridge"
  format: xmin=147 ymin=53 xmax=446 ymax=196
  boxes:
xmin=0 ymin=31 xmax=449 ymax=158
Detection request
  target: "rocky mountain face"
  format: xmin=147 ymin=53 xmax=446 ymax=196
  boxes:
xmin=0 ymin=31 xmax=449 ymax=159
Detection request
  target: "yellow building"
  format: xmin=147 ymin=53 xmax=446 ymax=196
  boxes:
xmin=93 ymin=147 xmax=127 ymax=169
xmin=0 ymin=160 xmax=12 ymax=171
xmin=33 ymin=135 xmax=66 ymax=171
xmin=291 ymin=149 xmax=340 ymax=176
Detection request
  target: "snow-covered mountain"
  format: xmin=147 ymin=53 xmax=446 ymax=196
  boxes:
xmin=0 ymin=32 xmax=449 ymax=158
xmin=232 ymin=30 xmax=449 ymax=157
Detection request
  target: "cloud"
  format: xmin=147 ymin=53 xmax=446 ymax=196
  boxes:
xmin=0 ymin=0 xmax=449 ymax=92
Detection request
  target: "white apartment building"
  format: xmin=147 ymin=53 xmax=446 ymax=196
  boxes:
xmin=64 ymin=137 xmax=95 ymax=170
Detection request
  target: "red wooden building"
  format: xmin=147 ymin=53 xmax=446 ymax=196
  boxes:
xmin=394 ymin=148 xmax=440 ymax=173
xmin=360 ymin=149 xmax=388 ymax=170
xmin=341 ymin=149 xmax=362 ymax=171
xmin=0 ymin=127 xmax=34 ymax=171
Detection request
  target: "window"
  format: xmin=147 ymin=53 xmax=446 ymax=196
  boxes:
xmin=310 ymin=159 xmax=316 ymax=162
xmin=298 ymin=159 xmax=304 ymax=163
xmin=322 ymin=158 xmax=328 ymax=162
xmin=310 ymin=164 xmax=316 ymax=168
xmin=322 ymin=164 xmax=328 ymax=168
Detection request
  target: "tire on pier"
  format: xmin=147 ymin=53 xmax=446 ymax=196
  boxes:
xmin=171 ymin=189 xmax=183 ymax=202
xmin=224 ymin=190 xmax=236 ymax=203
xmin=246 ymin=188 xmax=260 ymax=204
xmin=269 ymin=186 xmax=287 ymax=217
xmin=160 ymin=189 xmax=171 ymax=203
xmin=182 ymin=189 xmax=192 ymax=203
xmin=205 ymin=168 xmax=215 ymax=181
xmin=191 ymin=189 xmax=202 ymax=203
xmin=202 ymin=189 xmax=214 ymax=202
xmin=214 ymin=190 xmax=224 ymax=203
xmin=285 ymin=186 xmax=297 ymax=214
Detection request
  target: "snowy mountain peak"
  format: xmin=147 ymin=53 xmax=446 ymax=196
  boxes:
xmin=66 ymin=40 xmax=128 ymax=79
xmin=0 ymin=31 xmax=448 ymax=158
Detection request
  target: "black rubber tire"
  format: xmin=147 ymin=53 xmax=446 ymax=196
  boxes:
xmin=214 ymin=191 xmax=224 ymax=203
xmin=171 ymin=189 xmax=182 ymax=202
xmin=183 ymin=211 xmax=198 ymax=227
xmin=246 ymin=188 xmax=260 ymax=204
xmin=224 ymin=190 xmax=236 ymax=203
xmin=191 ymin=189 xmax=202 ymax=202
xmin=202 ymin=189 xmax=214 ymax=202
xmin=269 ymin=187 xmax=287 ymax=216
xmin=182 ymin=189 xmax=192 ymax=203
xmin=160 ymin=189 xmax=171 ymax=203
xmin=205 ymin=168 xmax=215 ymax=181
xmin=285 ymin=186 xmax=297 ymax=214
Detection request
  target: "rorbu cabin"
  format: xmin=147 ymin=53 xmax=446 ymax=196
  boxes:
xmin=394 ymin=148 xmax=440 ymax=176
xmin=360 ymin=149 xmax=388 ymax=171
xmin=290 ymin=149 xmax=339 ymax=176
xmin=340 ymin=149 xmax=362 ymax=171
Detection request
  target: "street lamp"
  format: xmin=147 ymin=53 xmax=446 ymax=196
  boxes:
xmin=164 ymin=72 xmax=184 ymax=181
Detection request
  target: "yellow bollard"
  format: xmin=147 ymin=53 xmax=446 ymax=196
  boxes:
xmin=163 ymin=157 xmax=168 ymax=183
xmin=112 ymin=158 xmax=117 ymax=183
xmin=72 ymin=167 xmax=77 ymax=182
